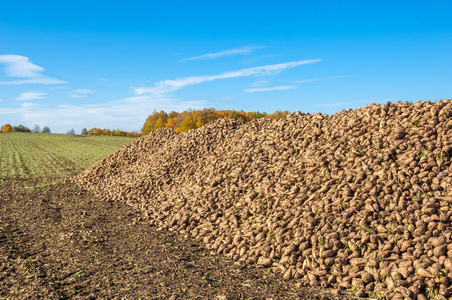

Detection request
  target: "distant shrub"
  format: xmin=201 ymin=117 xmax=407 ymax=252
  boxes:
xmin=12 ymin=124 xmax=31 ymax=132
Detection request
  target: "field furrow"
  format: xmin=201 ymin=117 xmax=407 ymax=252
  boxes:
xmin=0 ymin=133 xmax=134 ymax=180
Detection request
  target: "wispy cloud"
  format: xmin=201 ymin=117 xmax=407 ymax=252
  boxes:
xmin=0 ymin=94 xmax=207 ymax=133
xmin=241 ymin=53 xmax=287 ymax=65
xmin=0 ymin=78 xmax=67 ymax=85
xmin=69 ymin=88 xmax=94 ymax=98
xmin=243 ymin=85 xmax=296 ymax=93
xmin=179 ymin=46 xmax=265 ymax=62
xmin=135 ymin=59 xmax=322 ymax=95
xmin=290 ymin=75 xmax=349 ymax=84
xmin=250 ymin=80 xmax=268 ymax=87
xmin=15 ymin=92 xmax=47 ymax=101
xmin=0 ymin=55 xmax=66 ymax=85
xmin=22 ymin=102 xmax=40 ymax=109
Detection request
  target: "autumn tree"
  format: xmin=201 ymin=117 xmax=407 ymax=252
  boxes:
xmin=102 ymin=128 xmax=111 ymax=136
xmin=165 ymin=117 xmax=177 ymax=129
xmin=141 ymin=110 xmax=168 ymax=136
xmin=267 ymin=110 xmax=289 ymax=119
xmin=195 ymin=108 xmax=215 ymax=127
xmin=2 ymin=124 xmax=12 ymax=132
xmin=196 ymin=117 xmax=205 ymax=128
xmin=168 ymin=111 xmax=178 ymax=119
xmin=178 ymin=113 xmax=197 ymax=132
xmin=84 ymin=127 xmax=138 ymax=137
xmin=141 ymin=108 xmax=291 ymax=136
xmin=154 ymin=117 xmax=164 ymax=129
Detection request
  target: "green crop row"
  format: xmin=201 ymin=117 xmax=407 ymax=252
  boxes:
xmin=0 ymin=133 xmax=135 ymax=181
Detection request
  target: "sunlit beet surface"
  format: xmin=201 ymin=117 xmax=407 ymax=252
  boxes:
xmin=74 ymin=100 xmax=452 ymax=298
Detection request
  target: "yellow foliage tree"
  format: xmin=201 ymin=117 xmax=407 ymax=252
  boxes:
xmin=196 ymin=117 xmax=205 ymax=128
xmin=102 ymin=128 xmax=111 ymax=136
xmin=165 ymin=118 xmax=176 ymax=129
xmin=180 ymin=114 xmax=197 ymax=131
xmin=154 ymin=117 xmax=164 ymax=129
xmin=141 ymin=108 xmax=291 ymax=136
xmin=2 ymin=124 xmax=12 ymax=132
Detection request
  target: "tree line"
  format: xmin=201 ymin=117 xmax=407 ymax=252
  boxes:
xmin=1 ymin=123 xmax=138 ymax=137
xmin=80 ymin=127 xmax=141 ymax=138
xmin=1 ymin=124 xmax=50 ymax=133
xmin=141 ymin=108 xmax=290 ymax=136
xmin=2 ymin=108 xmax=290 ymax=137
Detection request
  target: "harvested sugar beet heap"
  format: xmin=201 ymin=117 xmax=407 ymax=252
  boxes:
xmin=73 ymin=100 xmax=452 ymax=299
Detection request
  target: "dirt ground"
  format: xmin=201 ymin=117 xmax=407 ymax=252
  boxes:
xmin=0 ymin=179 xmax=350 ymax=299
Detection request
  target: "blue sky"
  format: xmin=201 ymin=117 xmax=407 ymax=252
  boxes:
xmin=0 ymin=0 xmax=451 ymax=133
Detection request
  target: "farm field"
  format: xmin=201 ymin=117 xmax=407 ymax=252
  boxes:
xmin=0 ymin=133 xmax=336 ymax=299
xmin=0 ymin=133 xmax=133 ymax=180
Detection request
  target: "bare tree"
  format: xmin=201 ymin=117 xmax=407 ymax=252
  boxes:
xmin=32 ymin=124 xmax=41 ymax=133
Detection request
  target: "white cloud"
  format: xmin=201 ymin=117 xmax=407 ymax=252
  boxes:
xmin=0 ymin=55 xmax=66 ymax=85
xmin=22 ymin=102 xmax=40 ymax=108
xmin=179 ymin=46 xmax=265 ymax=62
xmin=292 ymin=78 xmax=323 ymax=84
xmin=50 ymin=86 xmax=70 ymax=90
xmin=135 ymin=59 xmax=322 ymax=95
xmin=0 ymin=55 xmax=44 ymax=77
xmin=15 ymin=92 xmax=47 ymax=101
xmin=291 ymin=75 xmax=349 ymax=84
xmin=69 ymin=88 xmax=94 ymax=98
xmin=241 ymin=53 xmax=287 ymax=65
xmin=0 ymin=94 xmax=208 ymax=133
xmin=72 ymin=88 xmax=93 ymax=94
xmin=0 ymin=78 xmax=67 ymax=85
xmin=243 ymin=85 xmax=297 ymax=93
xmin=250 ymin=80 xmax=268 ymax=87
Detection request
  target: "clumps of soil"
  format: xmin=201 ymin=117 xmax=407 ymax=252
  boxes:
xmin=2 ymin=180 xmax=332 ymax=299
xmin=73 ymin=99 xmax=452 ymax=298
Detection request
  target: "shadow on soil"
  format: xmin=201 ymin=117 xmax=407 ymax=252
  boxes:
xmin=0 ymin=179 xmax=350 ymax=299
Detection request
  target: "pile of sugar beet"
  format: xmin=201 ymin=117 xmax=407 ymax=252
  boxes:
xmin=73 ymin=100 xmax=452 ymax=299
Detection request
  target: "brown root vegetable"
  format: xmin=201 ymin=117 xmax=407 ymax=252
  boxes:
xmin=72 ymin=99 xmax=452 ymax=298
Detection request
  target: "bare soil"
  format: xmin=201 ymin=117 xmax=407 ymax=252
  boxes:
xmin=0 ymin=179 xmax=347 ymax=299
